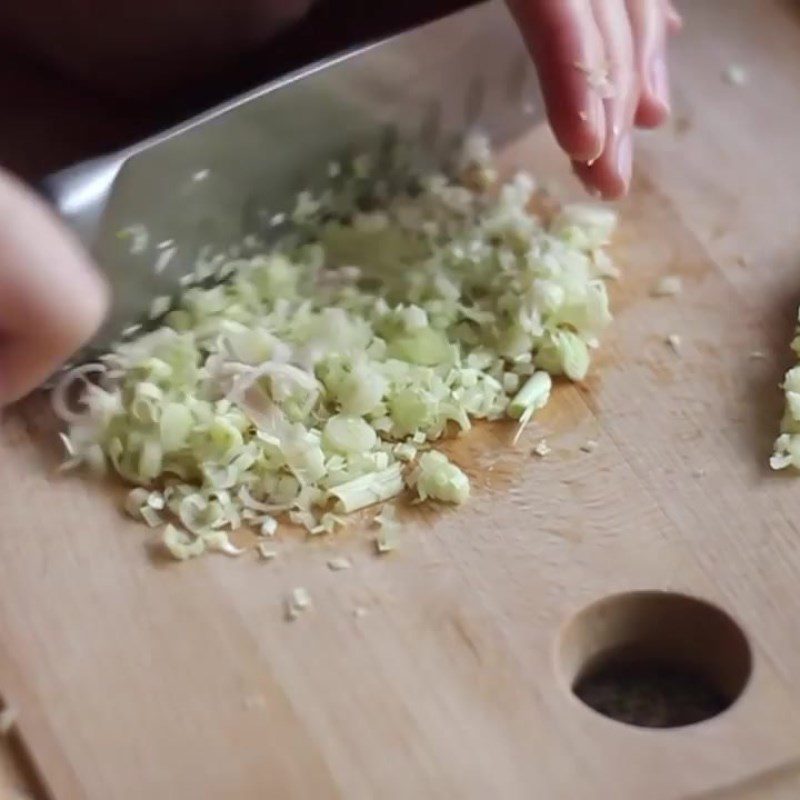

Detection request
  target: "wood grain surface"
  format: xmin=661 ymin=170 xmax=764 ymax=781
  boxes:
xmin=3 ymin=1 xmax=800 ymax=797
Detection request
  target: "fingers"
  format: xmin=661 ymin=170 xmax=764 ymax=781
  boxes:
xmin=572 ymin=0 xmax=637 ymax=200
xmin=511 ymin=0 xmax=680 ymax=201
xmin=627 ymin=0 xmax=671 ymax=128
xmin=0 ymin=169 xmax=108 ymax=405
xmin=508 ymin=0 xmax=607 ymax=162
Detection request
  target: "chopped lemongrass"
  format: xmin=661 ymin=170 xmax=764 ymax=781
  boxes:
xmin=260 ymin=517 xmax=278 ymax=537
xmin=651 ymin=275 xmax=683 ymax=297
xmin=772 ymin=320 xmax=800 ymax=470
xmin=393 ymin=442 xmax=417 ymax=462
xmin=162 ymin=524 xmax=206 ymax=560
xmin=147 ymin=492 xmax=165 ymax=510
xmin=204 ymin=531 xmax=245 ymax=556
xmin=374 ymin=504 xmax=400 ymax=552
xmin=312 ymin=512 xmax=345 ymax=536
xmin=154 ymin=246 xmax=177 ymax=274
xmin=327 ymin=556 xmax=352 ymax=571
xmin=508 ymin=371 xmax=553 ymax=422
xmin=140 ymin=506 xmax=163 ymax=528
xmin=328 ymin=465 xmax=404 ymax=513
xmin=375 ymin=505 xmax=401 ymax=553
xmin=509 ymin=371 xmax=553 ymax=445
xmin=322 ymin=414 xmax=377 ymax=454
xmin=286 ymin=587 xmax=311 ymax=620
xmin=666 ymin=333 xmax=682 ymax=354
xmin=293 ymin=587 xmax=311 ymax=608
xmin=257 ymin=543 xmax=277 ymax=560
xmin=124 ymin=487 xmax=151 ymax=519
xmin=409 ymin=451 xmax=469 ymax=505
xmin=53 ymin=134 xmax=619 ymax=559
xmin=375 ymin=530 xmax=399 ymax=554
xmin=532 ymin=439 xmax=551 ymax=457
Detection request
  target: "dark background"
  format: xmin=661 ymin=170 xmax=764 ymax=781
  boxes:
xmin=190 ymin=0 xmax=474 ymax=118
xmin=0 ymin=0 xmax=476 ymax=180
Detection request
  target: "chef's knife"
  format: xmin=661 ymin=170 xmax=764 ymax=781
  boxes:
xmin=41 ymin=0 xmax=543 ymax=353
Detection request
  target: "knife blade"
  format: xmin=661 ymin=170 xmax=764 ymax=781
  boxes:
xmin=41 ymin=0 xmax=543 ymax=353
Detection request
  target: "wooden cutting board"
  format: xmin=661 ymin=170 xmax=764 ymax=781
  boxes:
xmin=4 ymin=1 xmax=800 ymax=798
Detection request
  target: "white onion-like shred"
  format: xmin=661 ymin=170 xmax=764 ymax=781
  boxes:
xmin=51 ymin=363 xmax=107 ymax=423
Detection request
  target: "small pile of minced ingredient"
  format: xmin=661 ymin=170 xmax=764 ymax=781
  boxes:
xmin=53 ymin=137 xmax=618 ymax=559
xmin=771 ymin=311 xmax=800 ymax=470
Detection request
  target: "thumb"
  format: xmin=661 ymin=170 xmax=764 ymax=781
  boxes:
xmin=0 ymin=168 xmax=108 ymax=405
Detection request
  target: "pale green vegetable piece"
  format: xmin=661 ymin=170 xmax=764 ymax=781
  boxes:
xmin=551 ymin=204 xmax=617 ymax=250
xmin=160 ymin=403 xmax=193 ymax=452
xmin=162 ymin=524 xmax=206 ymax=560
xmin=375 ymin=504 xmax=401 ymax=553
xmin=260 ymin=516 xmax=278 ymax=537
xmin=393 ymin=442 xmax=417 ymax=462
xmin=286 ymin=586 xmax=312 ymax=620
xmin=387 ymin=328 xmax=452 ymax=367
xmin=323 ymin=414 xmax=378 ymax=454
xmin=508 ymin=371 xmax=552 ymax=422
xmin=124 ymin=487 xmax=152 ymax=519
xmin=535 ymin=330 xmax=591 ymax=381
xmin=313 ymin=512 xmax=345 ymax=535
xmin=410 ymin=451 xmax=470 ymax=505
xmin=335 ymin=367 xmax=386 ymax=416
xmin=772 ymin=336 xmax=800 ymax=469
xmin=203 ymin=531 xmax=246 ymax=556
xmin=328 ymin=464 xmax=404 ymax=513
xmin=140 ymin=506 xmax=163 ymax=528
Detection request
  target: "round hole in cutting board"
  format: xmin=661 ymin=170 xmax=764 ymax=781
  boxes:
xmin=558 ymin=592 xmax=752 ymax=729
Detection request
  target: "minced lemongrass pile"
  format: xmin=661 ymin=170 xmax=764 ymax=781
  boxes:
xmin=771 ymin=310 xmax=800 ymax=470
xmin=54 ymin=138 xmax=618 ymax=560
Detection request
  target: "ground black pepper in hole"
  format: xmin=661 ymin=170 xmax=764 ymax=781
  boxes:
xmin=574 ymin=658 xmax=731 ymax=729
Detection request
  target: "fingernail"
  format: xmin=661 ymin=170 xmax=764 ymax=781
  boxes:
xmin=616 ymin=133 xmax=632 ymax=188
xmin=578 ymin=95 xmax=605 ymax=162
xmin=650 ymin=55 xmax=671 ymax=112
xmin=573 ymin=90 xmax=605 ymax=159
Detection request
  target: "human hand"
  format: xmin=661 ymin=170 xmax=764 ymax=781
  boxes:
xmin=508 ymin=0 xmax=681 ymax=199
xmin=0 ymin=169 xmax=108 ymax=405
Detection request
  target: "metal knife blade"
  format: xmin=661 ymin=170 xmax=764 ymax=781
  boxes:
xmin=42 ymin=0 xmax=543 ymax=352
